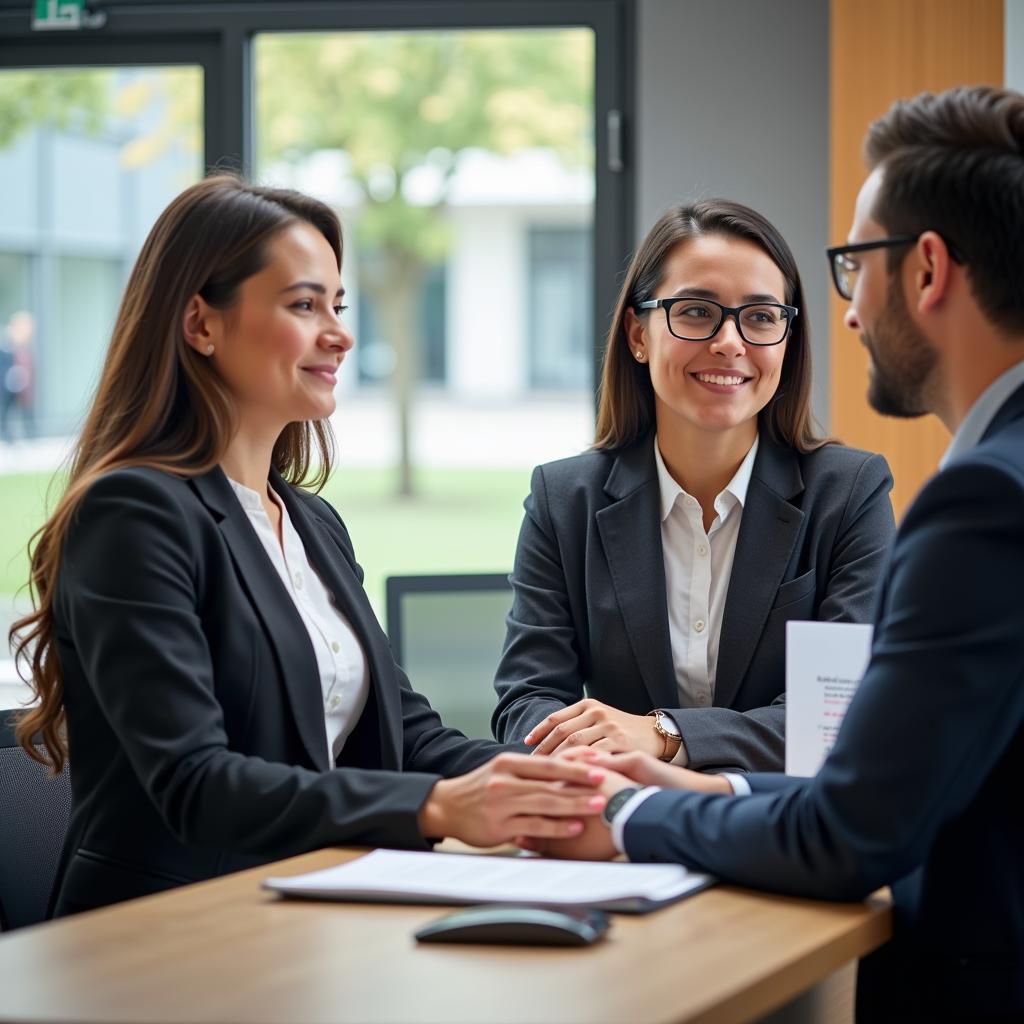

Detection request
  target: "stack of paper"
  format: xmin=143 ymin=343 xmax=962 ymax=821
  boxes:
xmin=264 ymin=849 xmax=714 ymax=914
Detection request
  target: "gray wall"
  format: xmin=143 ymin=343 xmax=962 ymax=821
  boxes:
xmin=635 ymin=0 xmax=831 ymax=427
xmin=1007 ymin=0 xmax=1024 ymax=92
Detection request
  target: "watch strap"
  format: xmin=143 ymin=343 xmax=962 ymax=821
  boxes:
xmin=649 ymin=710 xmax=681 ymax=760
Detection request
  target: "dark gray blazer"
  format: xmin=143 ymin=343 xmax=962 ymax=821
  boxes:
xmin=492 ymin=434 xmax=895 ymax=771
xmin=622 ymin=384 xmax=1024 ymax=1020
xmin=52 ymin=465 xmax=505 ymax=916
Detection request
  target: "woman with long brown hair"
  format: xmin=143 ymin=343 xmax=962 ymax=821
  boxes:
xmin=493 ymin=200 xmax=895 ymax=775
xmin=10 ymin=175 xmax=604 ymax=916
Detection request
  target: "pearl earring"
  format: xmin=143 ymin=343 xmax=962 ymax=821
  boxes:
xmin=205 ymin=344 xmax=215 ymax=355
xmin=635 ymin=351 xmax=645 ymax=361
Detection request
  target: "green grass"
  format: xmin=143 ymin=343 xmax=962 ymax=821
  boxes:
xmin=0 ymin=471 xmax=65 ymax=610
xmin=0 ymin=465 xmax=531 ymax=618
xmin=321 ymin=465 xmax=529 ymax=614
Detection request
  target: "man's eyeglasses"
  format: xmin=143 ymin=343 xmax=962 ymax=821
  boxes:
xmin=826 ymin=236 xmax=918 ymax=300
xmin=827 ymin=234 xmax=965 ymax=300
xmin=634 ymin=297 xmax=797 ymax=346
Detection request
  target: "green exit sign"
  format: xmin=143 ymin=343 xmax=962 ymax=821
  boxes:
xmin=33 ymin=1 xmax=105 ymax=30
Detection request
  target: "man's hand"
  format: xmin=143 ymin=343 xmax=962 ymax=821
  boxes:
xmin=524 ymin=698 xmax=667 ymax=757
xmin=516 ymin=815 xmax=619 ymax=861
xmin=416 ymin=752 xmax=607 ymax=847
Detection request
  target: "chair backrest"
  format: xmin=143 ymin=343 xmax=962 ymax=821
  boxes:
xmin=0 ymin=709 xmax=71 ymax=930
xmin=385 ymin=573 xmax=513 ymax=740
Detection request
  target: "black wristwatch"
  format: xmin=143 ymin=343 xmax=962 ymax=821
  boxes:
xmin=602 ymin=786 xmax=641 ymax=827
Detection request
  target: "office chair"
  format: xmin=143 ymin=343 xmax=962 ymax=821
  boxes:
xmin=385 ymin=573 xmax=513 ymax=739
xmin=0 ymin=709 xmax=72 ymax=930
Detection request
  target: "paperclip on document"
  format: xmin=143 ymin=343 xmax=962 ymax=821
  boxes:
xmin=263 ymin=849 xmax=715 ymax=914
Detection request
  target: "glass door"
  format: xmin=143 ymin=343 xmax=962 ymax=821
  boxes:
xmin=0 ymin=61 xmax=204 ymax=706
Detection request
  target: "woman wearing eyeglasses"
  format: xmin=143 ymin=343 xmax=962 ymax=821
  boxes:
xmin=492 ymin=199 xmax=895 ymax=774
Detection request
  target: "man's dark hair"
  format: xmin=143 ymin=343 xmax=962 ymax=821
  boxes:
xmin=866 ymin=85 xmax=1024 ymax=333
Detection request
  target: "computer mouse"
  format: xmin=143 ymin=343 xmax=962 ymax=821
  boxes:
xmin=414 ymin=904 xmax=610 ymax=947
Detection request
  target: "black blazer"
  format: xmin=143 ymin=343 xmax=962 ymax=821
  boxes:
xmin=621 ymin=382 xmax=1024 ymax=1019
xmin=492 ymin=434 xmax=895 ymax=770
xmin=51 ymin=466 xmax=504 ymax=916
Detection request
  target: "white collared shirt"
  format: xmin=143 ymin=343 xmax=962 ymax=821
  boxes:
xmin=940 ymin=360 xmax=1024 ymax=469
xmin=227 ymin=477 xmax=369 ymax=763
xmin=654 ymin=433 xmax=759 ymax=711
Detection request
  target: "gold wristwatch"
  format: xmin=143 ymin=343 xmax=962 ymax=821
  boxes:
xmin=649 ymin=710 xmax=681 ymax=761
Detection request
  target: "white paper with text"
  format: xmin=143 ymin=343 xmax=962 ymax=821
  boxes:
xmin=785 ymin=620 xmax=873 ymax=777
xmin=264 ymin=849 xmax=713 ymax=912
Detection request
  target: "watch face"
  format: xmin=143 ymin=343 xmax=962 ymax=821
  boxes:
xmin=602 ymin=787 xmax=639 ymax=826
xmin=656 ymin=711 xmax=681 ymax=739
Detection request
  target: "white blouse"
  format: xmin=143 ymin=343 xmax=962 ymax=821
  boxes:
xmin=227 ymin=477 xmax=370 ymax=763
xmin=653 ymin=434 xmax=759 ymax=709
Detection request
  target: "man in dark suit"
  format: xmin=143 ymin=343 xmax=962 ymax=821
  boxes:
xmin=523 ymin=86 xmax=1024 ymax=1020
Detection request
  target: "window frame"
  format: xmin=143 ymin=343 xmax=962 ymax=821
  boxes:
xmin=0 ymin=0 xmax=634 ymax=403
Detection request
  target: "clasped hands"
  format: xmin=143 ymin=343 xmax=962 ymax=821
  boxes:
xmin=417 ymin=746 xmax=729 ymax=861
xmin=417 ymin=699 xmax=667 ymax=848
xmin=524 ymin=697 xmax=674 ymax=759
xmin=417 ymin=751 xmax=609 ymax=848
xmin=417 ymin=697 xmax=729 ymax=854
xmin=516 ymin=748 xmax=734 ymax=862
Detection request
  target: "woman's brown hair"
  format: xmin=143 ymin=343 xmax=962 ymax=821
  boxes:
xmin=594 ymin=199 xmax=827 ymax=452
xmin=11 ymin=175 xmax=343 ymax=771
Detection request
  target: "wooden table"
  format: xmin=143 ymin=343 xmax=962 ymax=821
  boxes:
xmin=0 ymin=847 xmax=891 ymax=1024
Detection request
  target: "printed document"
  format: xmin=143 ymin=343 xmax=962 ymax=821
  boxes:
xmin=785 ymin=620 xmax=873 ymax=777
xmin=264 ymin=849 xmax=713 ymax=913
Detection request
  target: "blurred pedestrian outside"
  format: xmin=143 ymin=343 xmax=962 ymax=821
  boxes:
xmin=0 ymin=310 xmax=36 ymax=443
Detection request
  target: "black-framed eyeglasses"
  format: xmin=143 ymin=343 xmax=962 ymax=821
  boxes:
xmin=825 ymin=235 xmax=918 ymax=300
xmin=634 ymin=296 xmax=797 ymax=346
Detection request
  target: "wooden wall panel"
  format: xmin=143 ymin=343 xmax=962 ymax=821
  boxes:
xmin=829 ymin=0 xmax=1003 ymax=516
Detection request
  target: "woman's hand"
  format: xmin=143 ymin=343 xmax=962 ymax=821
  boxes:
xmin=524 ymin=698 xmax=668 ymax=758
xmin=579 ymin=749 xmax=734 ymax=794
xmin=417 ymin=752 xmax=608 ymax=848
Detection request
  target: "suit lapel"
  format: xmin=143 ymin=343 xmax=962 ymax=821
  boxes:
xmin=596 ymin=439 xmax=678 ymax=710
xmin=714 ymin=438 xmax=805 ymax=709
xmin=191 ymin=469 xmax=330 ymax=772
xmin=273 ymin=476 xmax=402 ymax=771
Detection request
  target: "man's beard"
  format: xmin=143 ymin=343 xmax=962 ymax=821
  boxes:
xmin=864 ymin=277 xmax=938 ymax=418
